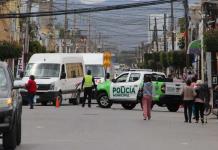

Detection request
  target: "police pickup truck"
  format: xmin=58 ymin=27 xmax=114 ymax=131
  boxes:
xmin=97 ymin=70 xmax=184 ymax=111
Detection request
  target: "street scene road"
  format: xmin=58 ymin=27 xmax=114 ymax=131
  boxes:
xmin=2 ymin=103 xmax=217 ymax=150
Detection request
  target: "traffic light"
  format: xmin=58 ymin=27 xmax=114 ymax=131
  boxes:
xmin=103 ymin=51 xmax=111 ymax=68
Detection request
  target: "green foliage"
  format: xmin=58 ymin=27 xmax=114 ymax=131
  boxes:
xmin=0 ymin=41 xmax=22 ymax=61
xmin=59 ymin=28 xmax=65 ymax=38
xmin=28 ymin=41 xmax=46 ymax=60
xmin=177 ymin=37 xmax=185 ymax=49
xmin=204 ymin=29 xmax=218 ymax=52
xmin=159 ymin=51 xmax=168 ymax=68
xmin=178 ymin=17 xmax=186 ymax=33
xmin=144 ymin=50 xmax=190 ymax=71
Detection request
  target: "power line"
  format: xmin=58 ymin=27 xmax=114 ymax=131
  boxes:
xmin=0 ymin=0 xmax=183 ymax=18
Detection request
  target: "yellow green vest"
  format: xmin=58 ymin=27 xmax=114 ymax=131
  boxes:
xmin=84 ymin=75 xmax=93 ymax=88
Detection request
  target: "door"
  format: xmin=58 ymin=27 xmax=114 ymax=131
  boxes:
xmin=58 ymin=64 xmax=67 ymax=99
xmin=110 ymin=73 xmax=141 ymax=101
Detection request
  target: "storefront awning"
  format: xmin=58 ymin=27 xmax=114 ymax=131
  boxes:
xmin=187 ymin=40 xmax=201 ymax=55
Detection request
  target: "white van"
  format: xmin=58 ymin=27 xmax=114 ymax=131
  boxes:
xmin=19 ymin=53 xmax=85 ymax=105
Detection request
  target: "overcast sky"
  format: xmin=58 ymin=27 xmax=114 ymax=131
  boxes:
xmin=52 ymin=0 xmax=200 ymax=51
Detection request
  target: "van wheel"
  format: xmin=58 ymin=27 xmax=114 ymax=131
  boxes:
xmin=167 ymin=104 xmax=180 ymax=112
xmin=16 ymin=116 xmax=21 ymax=146
xmin=3 ymin=119 xmax=17 ymax=150
xmin=97 ymin=93 xmax=112 ymax=108
xmin=121 ymin=103 xmax=136 ymax=110
xmin=72 ymin=91 xmax=80 ymax=105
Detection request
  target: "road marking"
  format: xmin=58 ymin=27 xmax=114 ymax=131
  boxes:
xmin=36 ymin=126 xmax=44 ymax=129
xmin=181 ymin=142 xmax=189 ymax=145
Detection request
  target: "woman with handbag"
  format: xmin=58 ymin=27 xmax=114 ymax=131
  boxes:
xmin=142 ymin=75 xmax=152 ymax=120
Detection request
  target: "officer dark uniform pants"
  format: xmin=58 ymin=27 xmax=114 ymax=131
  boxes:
xmin=82 ymin=87 xmax=93 ymax=107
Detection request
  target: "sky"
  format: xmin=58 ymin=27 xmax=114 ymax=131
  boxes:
xmin=53 ymin=0 xmax=201 ymax=52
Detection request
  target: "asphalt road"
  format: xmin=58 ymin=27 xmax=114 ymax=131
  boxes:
xmin=2 ymin=103 xmax=218 ymax=150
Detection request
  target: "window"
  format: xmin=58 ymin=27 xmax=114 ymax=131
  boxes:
xmin=116 ymin=73 xmax=128 ymax=83
xmin=25 ymin=63 xmax=60 ymax=78
xmin=66 ymin=63 xmax=84 ymax=78
xmin=129 ymin=73 xmax=140 ymax=82
xmin=0 ymin=67 xmax=7 ymax=89
xmin=85 ymin=65 xmax=104 ymax=77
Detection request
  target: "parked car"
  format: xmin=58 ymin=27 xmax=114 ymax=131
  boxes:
xmin=0 ymin=61 xmax=22 ymax=150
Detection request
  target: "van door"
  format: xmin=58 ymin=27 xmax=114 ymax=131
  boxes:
xmin=64 ymin=63 xmax=84 ymax=99
xmin=59 ymin=64 xmax=67 ymax=99
xmin=110 ymin=73 xmax=140 ymax=101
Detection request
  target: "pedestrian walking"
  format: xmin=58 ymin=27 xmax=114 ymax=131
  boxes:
xmin=182 ymin=79 xmax=196 ymax=123
xmin=142 ymin=75 xmax=152 ymax=120
xmin=81 ymin=70 xmax=96 ymax=108
xmin=194 ymin=80 xmax=210 ymax=123
xmin=25 ymin=75 xmax=37 ymax=109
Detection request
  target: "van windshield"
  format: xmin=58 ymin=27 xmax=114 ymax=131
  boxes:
xmin=85 ymin=65 xmax=104 ymax=78
xmin=25 ymin=63 xmax=60 ymax=78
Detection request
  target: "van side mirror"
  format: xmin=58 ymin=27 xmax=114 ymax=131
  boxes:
xmin=60 ymin=72 xmax=66 ymax=79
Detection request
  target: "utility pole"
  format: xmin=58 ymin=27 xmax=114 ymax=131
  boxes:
xmin=171 ymin=0 xmax=175 ymax=51
xmin=183 ymin=0 xmax=189 ymax=66
xmin=73 ymin=13 xmax=77 ymax=52
xmin=63 ymin=0 xmax=68 ymax=53
xmin=87 ymin=14 xmax=91 ymax=53
xmin=163 ymin=13 xmax=167 ymax=52
xmin=24 ymin=0 xmax=32 ymax=66
xmin=154 ymin=17 xmax=159 ymax=52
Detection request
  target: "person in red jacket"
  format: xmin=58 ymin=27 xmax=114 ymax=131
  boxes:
xmin=25 ymin=75 xmax=37 ymax=109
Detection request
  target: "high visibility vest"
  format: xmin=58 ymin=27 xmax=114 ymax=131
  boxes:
xmin=84 ymin=75 xmax=93 ymax=88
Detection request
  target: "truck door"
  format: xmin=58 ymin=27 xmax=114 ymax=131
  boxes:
xmin=110 ymin=73 xmax=140 ymax=101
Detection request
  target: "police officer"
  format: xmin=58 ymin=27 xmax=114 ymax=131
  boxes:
xmin=81 ymin=70 xmax=96 ymax=107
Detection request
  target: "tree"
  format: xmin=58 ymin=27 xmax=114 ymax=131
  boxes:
xmin=204 ymin=29 xmax=218 ymax=52
xmin=159 ymin=51 xmax=168 ymax=70
xmin=28 ymin=41 xmax=46 ymax=60
xmin=0 ymin=41 xmax=22 ymax=61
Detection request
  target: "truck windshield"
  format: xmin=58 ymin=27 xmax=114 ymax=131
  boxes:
xmin=24 ymin=63 xmax=60 ymax=78
xmin=85 ymin=65 xmax=104 ymax=78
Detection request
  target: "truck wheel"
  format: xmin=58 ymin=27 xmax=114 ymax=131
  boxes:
xmin=16 ymin=116 xmax=22 ymax=146
xmin=121 ymin=103 xmax=136 ymax=110
xmin=167 ymin=104 xmax=180 ymax=112
xmin=72 ymin=91 xmax=80 ymax=105
xmin=97 ymin=93 xmax=112 ymax=108
xmin=3 ymin=121 xmax=17 ymax=150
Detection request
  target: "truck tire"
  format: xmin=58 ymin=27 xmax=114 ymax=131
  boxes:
xmin=3 ymin=121 xmax=17 ymax=150
xmin=167 ymin=104 xmax=180 ymax=112
xmin=16 ymin=116 xmax=21 ymax=146
xmin=97 ymin=93 xmax=112 ymax=108
xmin=121 ymin=103 xmax=136 ymax=110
